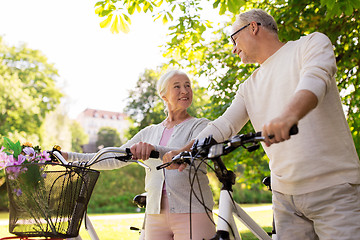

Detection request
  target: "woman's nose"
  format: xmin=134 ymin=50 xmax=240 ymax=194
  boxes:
xmin=181 ymin=87 xmax=189 ymax=94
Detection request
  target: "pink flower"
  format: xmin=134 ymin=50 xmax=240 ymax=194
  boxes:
xmin=0 ymin=147 xmax=8 ymax=170
xmin=37 ymin=150 xmax=51 ymax=163
xmin=13 ymin=155 xmax=26 ymax=166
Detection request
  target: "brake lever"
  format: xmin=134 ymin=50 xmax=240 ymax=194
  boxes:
xmin=126 ymin=160 xmax=151 ymax=170
xmin=156 ymin=151 xmax=191 ymax=170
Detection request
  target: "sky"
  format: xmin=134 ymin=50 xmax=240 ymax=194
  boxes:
xmin=0 ymin=0 xmax=170 ymax=119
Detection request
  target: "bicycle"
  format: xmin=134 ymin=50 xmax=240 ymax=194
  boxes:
xmin=156 ymin=125 xmax=298 ymax=240
xmin=1 ymin=147 xmax=158 ymax=240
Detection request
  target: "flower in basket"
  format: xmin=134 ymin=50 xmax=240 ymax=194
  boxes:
xmin=0 ymin=137 xmax=51 ymax=171
xmin=0 ymin=137 xmax=52 ymax=199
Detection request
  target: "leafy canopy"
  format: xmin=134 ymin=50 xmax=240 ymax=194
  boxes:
xmin=95 ymin=0 xmax=360 ymax=186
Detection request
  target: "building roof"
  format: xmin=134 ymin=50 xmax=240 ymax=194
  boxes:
xmin=80 ymin=108 xmax=127 ymax=120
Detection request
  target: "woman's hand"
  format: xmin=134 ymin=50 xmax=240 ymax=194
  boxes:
xmin=130 ymin=142 xmax=155 ymax=160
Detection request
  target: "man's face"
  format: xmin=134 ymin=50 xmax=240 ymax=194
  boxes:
xmin=231 ymin=21 xmax=257 ymax=64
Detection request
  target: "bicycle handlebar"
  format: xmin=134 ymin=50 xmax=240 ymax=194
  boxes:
xmin=156 ymin=125 xmax=298 ymax=170
xmin=52 ymin=147 xmax=159 ymax=170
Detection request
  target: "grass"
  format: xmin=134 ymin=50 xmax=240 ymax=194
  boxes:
xmin=0 ymin=204 xmax=273 ymax=239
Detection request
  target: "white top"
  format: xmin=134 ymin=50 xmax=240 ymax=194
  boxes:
xmin=197 ymin=32 xmax=360 ymax=195
xmin=68 ymin=117 xmax=214 ymax=214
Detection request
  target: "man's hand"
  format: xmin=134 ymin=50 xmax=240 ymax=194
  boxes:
xmin=163 ymin=150 xmax=187 ymax=171
xmin=262 ymin=117 xmax=298 ymax=147
xmin=162 ymin=140 xmax=194 ymax=171
xmin=130 ymin=142 xmax=155 ymax=160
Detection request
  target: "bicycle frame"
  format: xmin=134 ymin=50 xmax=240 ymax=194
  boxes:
xmin=209 ymin=156 xmax=272 ymax=240
xmin=217 ymin=190 xmax=272 ymax=240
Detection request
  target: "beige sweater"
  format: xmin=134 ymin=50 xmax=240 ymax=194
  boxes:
xmin=197 ymin=32 xmax=360 ymax=195
xmin=68 ymin=117 xmax=214 ymax=214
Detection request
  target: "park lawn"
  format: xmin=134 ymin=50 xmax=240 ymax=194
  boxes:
xmin=0 ymin=204 xmax=273 ymax=239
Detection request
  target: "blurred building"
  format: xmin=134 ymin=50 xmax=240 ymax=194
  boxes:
xmin=76 ymin=108 xmax=130 ymax=152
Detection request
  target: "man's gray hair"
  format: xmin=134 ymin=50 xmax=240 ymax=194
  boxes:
xmin=235 ymin=9 xmax=278 ymax=34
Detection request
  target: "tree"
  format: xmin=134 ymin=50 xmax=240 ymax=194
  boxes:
xmin=94 ymin=0 xmax=358 ymax=34
xmin=70 ymin=120 xmax=89 ymax=152
xmin=94 ymin=0 xmax=360 ymax=186
xmin=0 ymin=37 xmax=63 ymax=144
xmin=96 ymin=127 xmax=122 ymax=148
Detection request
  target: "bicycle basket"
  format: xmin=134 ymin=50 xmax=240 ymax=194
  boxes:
xmin=5 ymin=163 xmax=99 ymax=238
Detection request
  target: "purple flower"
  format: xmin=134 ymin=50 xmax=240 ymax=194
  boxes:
xmin=14 ymin=188 xmax=22 ymax=196
xmin=6 ymin=165 xmax=27 ymax=180
xmin=23 ymin=147 xmax=36 ymax=161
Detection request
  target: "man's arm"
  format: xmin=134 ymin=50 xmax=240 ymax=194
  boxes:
xmin=262 ymin=89 xmax=318 ymax=146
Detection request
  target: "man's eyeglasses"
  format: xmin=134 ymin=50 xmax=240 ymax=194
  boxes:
xmin=230 ymin=22 xmax=261 ymax=46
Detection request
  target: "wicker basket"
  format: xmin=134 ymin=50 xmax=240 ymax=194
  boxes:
xmin=5 ymin=163 xmax=99 ymax=238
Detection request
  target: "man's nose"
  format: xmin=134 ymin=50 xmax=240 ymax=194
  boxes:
xmin=232 ymin=45 xmax=237 ymax=54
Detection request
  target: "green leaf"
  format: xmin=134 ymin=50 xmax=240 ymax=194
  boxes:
xmin=162 ymin=14 xmax=168 ymax=24
xmin=213 ymin=0 xmax=220 ymax=8
xmin=154 ymin=13 xmax=162 ymax=21
xmin=3 ymin=137 xmax=22 ymax=158
xmin=110 ymin=15 xmax=120 ymax=34
xmin=95 ymin=5 xmax=104 ymax=15
xmin=123 ymin=14 xmax=131 ymax=24
xmin=350 ymin=0 xmax=360 ymax=8
xmin=227 ymin=0 xmax=238 ymax=14
xmin=219 ymin=2 xmax=227 ymax=15
xmin=128 ymin=4 xmax=135 ymax=15
xmin=144 ymin=1 xmax=150 ymax=12
xmin=326 ymin=0 xmax=336 ymax=10
xmin=3 ymin=137 xmax=14 ymax=152
xmin=94 ymin=1 xmax=105 ymax=7
xmin=119 ymin=15 xmax=130 ymax=33
xmin=167 ymin=12 xmax=173 ymax=21
xmin=320 ymin=0 xmax=327 ymax=7
xmin=100 ymin=14 xmax=113 ymax=28
xmin=344 ymin=3 xmax=354 ymax=16
xmin=205 ymin=20 xmax=213 ymax=28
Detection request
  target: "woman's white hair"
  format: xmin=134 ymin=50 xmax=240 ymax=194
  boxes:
xmin=157 ymin=70 xmax=189 ymax=98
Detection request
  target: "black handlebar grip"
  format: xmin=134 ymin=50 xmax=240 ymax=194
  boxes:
xmin=125 ymin=148 xmax=159 ymax=158
xmin=264 ymin=124 xmax=298 ymax=139
xmin=149 ymin=151 xmax=160 ymax=158
xmin=289 ymin=124 xmax=298 ymax=135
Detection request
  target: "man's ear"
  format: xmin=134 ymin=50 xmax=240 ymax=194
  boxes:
xmin=251 ymin=21 xmax=259 ymax=34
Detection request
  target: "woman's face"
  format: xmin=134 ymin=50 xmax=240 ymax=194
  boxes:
xmin=163 ymin=74 xmax=193 ymax=112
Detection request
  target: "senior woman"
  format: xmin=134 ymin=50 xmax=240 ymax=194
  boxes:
xmin=61 ymin=70 xmax=215 ymax=240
